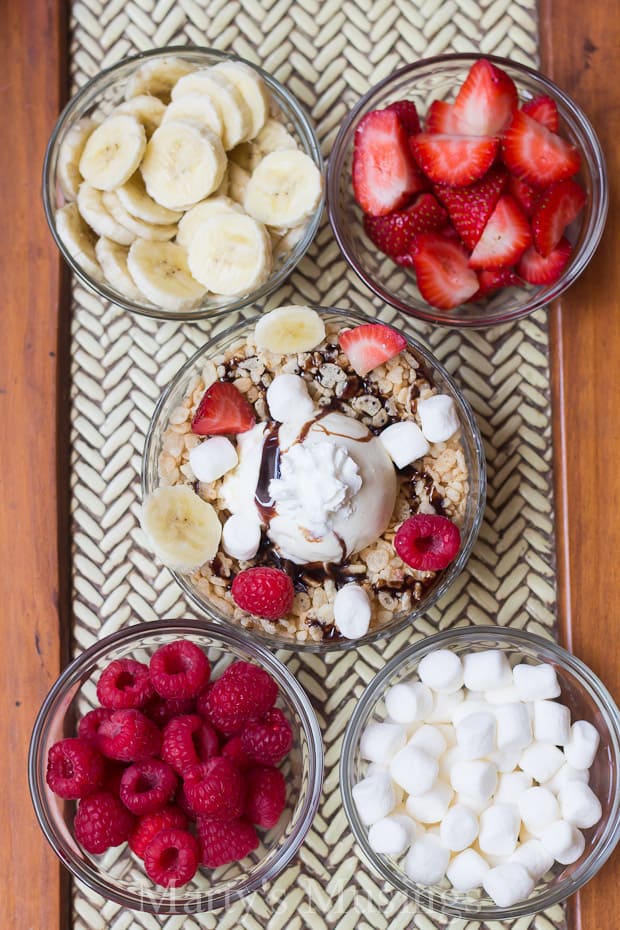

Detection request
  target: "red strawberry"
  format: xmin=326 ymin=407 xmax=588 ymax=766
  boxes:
xmin=409 ymin=233 xmax=479 ymax=310
xmin=363 ymin=193 xmax=448 ymax=259
xmin=352 ymin=108 xmax=424 ymax=216
xmin=425 ymin=100 xmax=464 ymax=134
xmin=410 ymin=133 xmax=499 ymax=186
xmin=531 ymin=178 xmax=586 ymax=257
xmin=386 ymin=100 xmax=421 ymax=135
xmin=338 ymin=323 xmax=407 ymax=376
xmin=473 ymin=266 xmax=521 ymax=299
xmin=434 ymin=165 xmax=508 ymax=249
xmin=452 ymin=59 xmax=518 ymax=135
xmin=522 ymin=94 xmax=559 ymax=133
xmin=507 ymin=174 xmax=539 ymax=217
xmin=468 ymin=195 xmax=532 ymax=269
xmin=191 ymin=381 xmax=255 ymax=436
xmin=516 ymin=236 xmax=572 ymax=285
xmin=231 ymin=566 xmax=294 ymax=620
xmin=502 ymin=110 xmax=581 ymax=187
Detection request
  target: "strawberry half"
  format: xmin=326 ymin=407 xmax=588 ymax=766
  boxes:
xmin=452 ymin=58 xmax=518 ymax=136
xmin=410 ymin=232 xmax=479 ymax=310
xmin=473 ymin=266 xmax=521 ymax=299
xmin=363 ymin=193 xmax=448 ymax=259
xmin=338 ymin=323 xmax=407 ymax=376
xmin=191 ymin=382 xmax=255 ymax=436
xmin=352 ymin=108 xmax=424 ymax=216
xmin=410 ymin=133 xmax=498 ymax=186
xmin=531 ymin=178 xmax=586 ymax=257
xmin=468 ymin=195 xmax=532 ymax=269
xmin=386 ymin=100 xmax=421 ymax=135
xmin=435 ymin=165 xmax=508 ymax=249
xmin=507 ymin=174 xmax=539 ymax=217
xmin=502 ymin=110 xmax=581 ymax=187
xmin=425 ymin=100 xmax=464 ymax=134
xmin=516 ymin=236 xmax=572 ymax=285
xmin=522 ymin=95 xmax=559 ymax=133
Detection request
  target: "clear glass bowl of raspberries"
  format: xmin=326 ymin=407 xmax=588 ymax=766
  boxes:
xmin=28 ymin=619 xmax=323 ymax=914
xmin=340 ymin=625 xmax=620 ymax=919
xmin=327 ymin=53 xmax=607 ymax=328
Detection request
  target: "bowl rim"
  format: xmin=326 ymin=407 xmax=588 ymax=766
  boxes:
xmin=42 ymin=44 xmax=325 ymax=321
xmin=28 ymin=618 xmax=325 ymax=914
xmin=339 ymin=624 xmax=620 ymax=919
xmin=326 ymin=51 xmax=609 ymax=329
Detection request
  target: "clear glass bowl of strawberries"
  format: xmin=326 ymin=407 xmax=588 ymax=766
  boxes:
xmin=28 ymin=620 xmax=323 ymax=914
xmin=327 ymin=54 xmax=607 ymax=327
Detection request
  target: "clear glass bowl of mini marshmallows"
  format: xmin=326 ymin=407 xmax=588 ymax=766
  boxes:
xmin=340 ymin=626 xmax=620 ymax=919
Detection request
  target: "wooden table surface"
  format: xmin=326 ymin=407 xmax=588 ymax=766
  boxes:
xmin=1 ymin=0 xmax=618 ymax=926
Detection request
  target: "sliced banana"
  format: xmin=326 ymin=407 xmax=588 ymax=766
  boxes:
xmin=231 ymin=117 xmax=298 ymax=174
xmin=172 ymin=69 xmax=252 ymax=150
xmin=141 ymin=485 xmax=222 ymax=572
xmin=117 ymin=172 xmax=183 ymax=225
xmin=77 ymin=183 xmax=135 ymax=245
xmin=212 ymin=60 xmax=270 ymax=139
xmin=163 ymin=93 xmax=223 ymax=139
xmin=78 ymin=114 xmax=146 ymax=191
xmin=140 ymin=121 xmax=227 ymax=210
xmin=244 ymin=150 xmax=323 ymax=227
xmin=115 ymin=95 xmax=166 ymax=138
xmin=95 ymin=237 xmax=142 ymax=300
xmin=55 ymin=203 xmax=101 ymax=279
xmin=254 ymin=305 xmax=326 ymax=354
xmin=57 ymin=118 xmax=99 ymax=201
xmin=127 ymin=239 xmax=207 ymax=311
xmin=102 ymin=191 xmax=178 ymax=242
xmin=273 ymin=222 xmax=308 ymax=259
xmin=187 ymin=213 xmax=272 ymax=296
xmin=176 ymin=196 xmax=243 ymax=251
xmin=228 ymin=162 xmax=251 ymax=205
xmin=124 ymin=57 xmax=196 ymax=103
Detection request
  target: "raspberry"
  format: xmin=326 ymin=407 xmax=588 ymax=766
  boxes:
xmin=231 ymin=567 xmax=294 ymax=620
xmin=144 ymin=828 xmax=200 ymax=888
xmin=119 ymin=759 xmax=178 ymax=815
xmin=74 ymin=791 xmax=135 ymax=854
xmin=161 ymin=714 xmax=219 ymax=775
xmin=102 ymin=762 xmax=126 ymax=797
xmin=175 ymin=782 xmax=199 ymax=821
xmin=46 ymin=737 xmax=106 ymax=799
xmin=77 ymin=707 xmax=113 ymax=744
xmin=97 ymin=709 xmax=161 ymax=763
xmin=129 ymin=805 xmax=188 ymax=859
xmin=183 ymin=757 xmax=244 ymax=819
xmin=144 ymin=696 xmax=196 ymax=727
xmin=96 ymin=658 xmax=154 ymax=709
xmin=222 ymin=735 xmax=251 ymax=769
xmin=199 ymin=662 xmax=278 ymax=736
xmin=149 ymin=640 xmax=210 ymax=699
xmin=240 ymin=709 xmax=293 ymax=765
xmin=198 ymin=816 xmax=259 ymax=868
xmin=245 ymin=765 xmax=286 ymax=828
xmin=394 ymin=513 xmax=461 ymax=571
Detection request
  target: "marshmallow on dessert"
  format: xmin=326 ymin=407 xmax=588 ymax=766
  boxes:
xmin=360 ymin=721 xmax=407 ymax=765
xmin=534 ymin=700 xmax=571 ymax=746
xmin=463 ymin=650 xmax=512 ymax=691
xmin=390 ymin=745 xmax=438 ymax=796
xmin=541 ymin=820 xmax=586 ymax=864
xmin=478 ymin=804 xmax=520 ymax=856
xmin=385 ymin=682 xmax=433 ymax=724
xmin=518 ymin=787 xmax=561 ymax=837
xmin=404 ymin=836 xmax=450 ymax=884
xmin=513 ymin=662 xmax=561 ymax=701
xmin=439 ymin=803 xmax=479 ymax=851
xmin=189 ymin=435 xmax=238 ymax=482
xmin=564 ymin=720 xmax=600 ymax=770
xmin=352 ymin=771 xmax=397 ymax=825
xmin=405 ymin=780 xmax=453 ymax=823
xmin=483 ymin=863 xmax=535 ymax=908
xmin=266 ymin=373 xmax=315 ymax=423
xmin=447 ymin=848 xmax=490 ymax=892
xmin=417 ymin=394 xmax=459 ymax=443
xmin=221 ymin=513 xmax=261 ymax=561
xmin=558 ymin=782 xmax=602 ymax=829
xmin=333 ymin=584 xmax=371 ymax=639
xmin=418 ymin=649 xmax=464 ymax=693
xmin=379 ymin=420 xmax=429 ymax=469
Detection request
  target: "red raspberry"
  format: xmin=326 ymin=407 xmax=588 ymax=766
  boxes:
xmin=160 ymin=714 xmax=219 ymax=775
xmin=240 ymin=708 xmax=293 ymax=765
xmin=231 ymin=567 xmax=294 ymax=620
xmin=222 ymin=735 xmax=251 ymax=769
xmin=144 ymin=696 xmax=196 ymax=727
xmin=197 ymin=816 xmax=259 ymax=868
xmin=77 ymin=707 xmax=113 ymax=744
xmin=245 ymin=765 xmax=286 ymax=829
xmin=199 ymin=661 xmax=278 ymax=736
xmin=175 ymin=782 xmax=199 ymax=821
xmin=394 ymin=513 xmax=461 ymax=571
xmin=102 ymin=762 xmax=126 ymax=797
xmin=149 ymin=640 xmax=210 ymax=699
xmin=144 ymin=828 xmax=200 ymax=888
xmin=74 ymin=790 xmax=135 ymax=854
xmin=96 ymin=658 xmax=154 ymax=709
xmin=129 ymin=805 xmax=188 ymax=859
xmin=183 ymin=757 xmax=244 ymax=819
xmin=97 ymin=709 xmax=161 ymax=763
xmin=119 ymin=759 xmax=178 ymax=815
xmin=46 ymin=737 xmax=106 ymax=799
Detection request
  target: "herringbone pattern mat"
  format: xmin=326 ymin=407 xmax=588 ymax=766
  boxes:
xmin=67 ymin=1 xmax=563 ymax=927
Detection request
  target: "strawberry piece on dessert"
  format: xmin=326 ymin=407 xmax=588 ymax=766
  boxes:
xmin=425 ymin=100 xmax=464 ymax=134
xmin=386 ymin=99 xmax=422 ymax=135
xmin=521 ymin=94 xmax=560 ymax=133
xmin=191 ymin=381 xmax=255 ymax=436
xmin=231 ymin=566 xmax=294 ymax=620
xmin=352 ymin=108 xmax=424 ymax=216
xmin=468 ymin=195 xmax=532 ymax=269
xmin=435 ymin=165 xmax=508 ymax=249
xmin=394 ymin=514 xmax=461 ymax=571
xmin=410 ymin=133 xmax=499 ymax=186
xmin=409 ymin=232 xmax=479 ymax=310
xmin=502 ymin=110 xmax=581 ymax=186
xmin=339 ymin=323 xmax=407 ymax=376
xmin=516 ymin=236 xmax=572 ymax=285
xmin=531 ymin=178 xmax=586 ymax=256
xmin=363 ymin=193 xmax=448 ymax=259
xmin=452 ymin=58 xmax=518 ymax=136
xmin=473 ymin=266 xmax=521 ymax=299
xmin=507 ymin=174 xmax=539 ymax=217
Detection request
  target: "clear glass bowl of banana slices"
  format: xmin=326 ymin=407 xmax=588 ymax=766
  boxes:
xmin=43 ymin=47 xmax=325 ymax=319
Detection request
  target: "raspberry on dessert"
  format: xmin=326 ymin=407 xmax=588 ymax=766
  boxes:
xmin=183 ymin=757 xmax=244 ymax=819
xmin=77 ymin=707 xmax=113 ymax=745
xmin=46 ymin=737 xmax=106 ymax=799
xmin=119 ymin=759 xmax=178 ymax=815
xmin=144 ymin=695 xmax=196 ymax=727
xmin=149 ymin=639 xmax=211 ymax=699
xmin=338 ymin=323 xmax=407 ymax=377
xmin=143 ymin=827 xmax=200 ymax=888
xmin=197 ymin=816 xmax=259 ymax=868
xmin=240 ymin=708 xmax=293 ymax=766
xmin=129 ymin=805 xmax=188 ymax=859
xmin=231 ymin=566 xmax=294 ymax=621
xmin=191 ymin=381 xmax=255 ymax=435
xmin=394 ymin=513 xmax=461 ymax=572
xmin=222 ymin=735 xmax=251 ymax=769
xmin=245 ymin=765 xmax=287 ymax=829
xmin=198 ymin=661 xmax=278 ymax=736
xmin=96 ymin=658 xmax=154 ymax=710
xmin=160 ymin=713 xmax=220 ymax=775
xmin=97 ymin=709 xmax=161 ymax=763
xmin=74 ymin=790 xmax=135 ymax=854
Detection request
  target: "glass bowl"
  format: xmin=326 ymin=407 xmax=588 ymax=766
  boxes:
xmin=340 ymin=626 xmax=620 ymax=919
xmin=141 ymin=305 xmax=486 ymax=651
xmin=43 ymin=46 xmax=324 ymax=320
xmin=28 ymin=619 xmax=324 ymax=914
xmin=327 ymin=53 xmax=608 ymax=328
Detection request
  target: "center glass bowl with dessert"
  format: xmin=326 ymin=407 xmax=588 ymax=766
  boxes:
xmin=142 ymin=305 xmax=485 ymax=650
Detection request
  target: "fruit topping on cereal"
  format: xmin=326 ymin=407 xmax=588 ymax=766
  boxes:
xmin=394 ymin=513 xmax=461 ymax=571
xmin=254 ymin=304 xmax=326 ymax=353
xmin=191 ymin=381 xmax=256 ymax=435
xmin=140 ymin=484 xmax=222 ymax=572
xmin=338 ymin=323 xmax=407 ymax=376
xmin=231 ymin=566 xmax=295 ymax=620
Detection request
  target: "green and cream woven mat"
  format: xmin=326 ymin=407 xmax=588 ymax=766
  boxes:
xmin=68 ymin=1 xmax=561 ymax=928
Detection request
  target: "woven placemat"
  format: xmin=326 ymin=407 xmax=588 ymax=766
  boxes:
xmin=67 ymin=2 xmax=563 ymax=928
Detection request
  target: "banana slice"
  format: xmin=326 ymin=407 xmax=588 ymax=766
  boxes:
xmin=127 ymin=239 xmax=207 ymax=311
xmin=95 ymin=237 xmax=142 ymax=300
xmin=140 ymin=121 xmax=227 ymax=210
xmin=273 ymin=221 xmax=308 ymax=259
xmin=187 ymin=213 xmax=272 ymax=296
xmin=228 ymin=162 xmax=251 ymax=205
xmin=244 ymin=150 xmax=323 ymax=227
xmin=57 ymin=118 xmax=99 ymax=201
xmin=124 ymin=57 xmax=196 ymax=103
xmin=55 ymin=203 xmax=101 ymax=279
xmin=115 ymin=95 xmax=166 ymax=138
xmin=254 ymin=305 xmax=326 ymax=354
xmin=229 ymin=118 xmax=299 ymax=173
xmin=141 ymin=485 xmax=222 ymax=572
xmin=212 ymin=61 xmax=270 ymax=139
xmin=176 ymin=196 xmax=243 ymax=250
xmin=163 ymin=93 xmax=223 ymax=139
xmin=77 ymin=183 xmax=135 ymax=245
xmin=117 ymin=173 xmax=183 ymax=225
xmin=172 ymin=69 xmax=252 ymax=149
xmin=78 ymin=114 xmax=146 ymax=191
xmin=102 ymin=191 xmax=178 ymax=242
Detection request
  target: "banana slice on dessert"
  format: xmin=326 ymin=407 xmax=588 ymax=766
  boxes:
xmin=95 ymin=237 xmax=142 ymax=299
xmin=77 ymin=183 xmax=135 ymax=245
xmin=117 ymin=173 xmax=183 ymax=225
xmin=78 ymin=114 xmax=146 ymax=191
xmin=171 ymin=69 xmax=253 ymax=149
xmin=57 ymin=118 xmax=99 ymax=201
xmin=212 ymin=60 xmax=270 ymax=139
xmin=127 ymin=239 xmax=207 ymax=311
xmin=176 ymin=196 xmax=243 ymax=250
xmin=141 ymin=485 xmax=222 ymax=572
xmin=254 ymin=305 xmax=326 ymax=354
xmin=115 ymin=95 xmax=167 ymax=138
xmin=244 ymin=150 xmax=323 ymax=227
xmin=140 ymin=121 xmax=227 ymax=210
xmin=163 ymin=93 xmax=223 ymax=138
xmin=102 ymin=191 xmax=178 ymax=241
xmin=229 ymin=117 xmax=298 ymax=173
xmin=124 ymin=57 xmax=196 ymax=103
xmin=187 ymin=213 xmax=272 ymax=296
xmin=55 ymin=203 xmax=101 ymax=279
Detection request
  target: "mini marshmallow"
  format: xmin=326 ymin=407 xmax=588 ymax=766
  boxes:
xmin=426 ymin=689 xmax=464 ymax=723
xmin=266 ymin=373 xmax=315 ymax=423
xmin=510 ymin=839 xmax=555 ymax=881
xmin=390 ymin=745 xmax=438 ymax=796
xmin=495 ymin=771 xmax=533 ymax=805
xmin=417 ymin=394 xmax=459 ymax=443
xmin=541 ymin=820 xmax=586 ymax=864
xmin=391 ymin=810 xmax=425 ymax=843
xmin=455 ymin=792 xmax=489 ymax=816
xmin=519 ymin=742 xmax=565 ymax=783
xmin=405 ymin=780 xmax=453 ymax=823
xmin=418 ymin=649 xmax=464 ymax=693
xmin=513 ymin=663 xmax=561 ymax=701
xmin=449 ymin=760 xmax=497 ymax=804
xmin=564 ymin=720 xmax=600 ymax=770
xmin=368 ymin=815 xmax=411 ymax=855
xmin=495 ymin=702 xmax=532 ymax=752
xmin=189 ymin=436 xmax=238 ymax=483
xmin=518 ymin=787 xmax=561 ymax=837
xmin=352 ymin=772 xmax=397 ymax=825
xmin=221 ymin=514 xmax=261 ymax=561
xmin=438 ymin=745 xmax=464 ymax=782
xmin=455 ymin=711 xmax=496 ymax=760
xmin=478 ymin=804 xmax=520 ymax=856
xmin=385 ymin=682 xmax=433 ymax=724
xmin=333 ymin=584 xmax=371 ymax=639
xmin=407 ymin=724 xmax=446 ymax=759
xmin=487 ymin=746 xmax=523 ymax=774
xmin=404 ymin=836 xmax=450 ymax=884
xmin=440 ymin=803 xmax=479 ymax=851
xmin=379 ymin=420 xmax=430 ymax=469
xmin=483 ymin=863 xmax=535 ymax=908
xmin=558 ymin=782 xmax=602 ymax=829
xmin=545 ymin=763 xmax=589 ymax=795
xmin=447 ymin=848 xmax=490 ymax=892
xmin=436 ymin=723 xmax=457 ymax=748
xmin=533 ymin=700 xmax=571 ymax=746
xmin=463 ymin=650 xmax=512 ymax=691
xmin=484 ymin=684 xmax=521 ymax=705
xmin=360 ymin=721 xmax=407 ymax=765
xmin=479 ymin=850 xmax=513 ymax=868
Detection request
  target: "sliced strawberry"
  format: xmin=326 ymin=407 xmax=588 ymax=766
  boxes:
xmin=410 ymin=133 xmax=498 ymax=186
xmin=452 ymin=59 xmax=518 ymax=136
xmin=522 ymin=95 xmax=559 ymax=133
xmin=363 ymin=193 xmax=448 ymax=258
xmin=468 ymin=195 xmax=532 ymax=269
xmin=352 ymin=109 xmax=424 ymax=216
xmin=507 ymin=174 xmax=539 ymax=217
xmin=410 ymin=232 xmax=479 ymax=310
xmin=338 ymin=323 xmax=407 ymax=376
xmin=473 ymin=266 xmax=520 ymax=299
xmin=191 ymin=382 xmax=255 ymax=436
xmin=435 ymin=165 xmax=508 ymax=249
xmin=516 ymin=236 xmax=572 ymax=285
xmin=531 ymin=178 xmax=586 ymax=257
xmin=386 ymin=100 xmax=421 ymax=135
xmin=425 ymin=100 xmax=464 ymax=134
xmin=502 ymin=110 xmax=581 ymax=187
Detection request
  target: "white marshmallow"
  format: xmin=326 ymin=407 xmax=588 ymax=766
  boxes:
xmin=519 ymin=742 xmax=565 ymax=783
xmin=564 ymin=720 xmax=600 ymax=770
xmin=541 ymin=820 xmax=585 ymax=864
xmin=455 ymin=711 xmax=496 ymax=760
xmin=189 ymin=436 xmax=238 ymax=483
xmin=385 ymin=682 xmax=433 ymax=724
xmin=518 ymin=787 xmax=561 ymax=837
xmin=558 ymin=782 xmax=602 ymax=829
xmin=221 ymin=513 xmax=261 ymax=561
xmin=533 ymin=700 xmax=571 ymax=746
xmin=266 ymin=373 xmax=315 ymax=423
xmin=452 ymin=698 xmax=490 ymax=727
xmin=484 ymin=685 xmax=521 ymax=705
xmin=391 ymin=810 xmax=425 ymax=843
xmin=487 ymin=746 xmax=523 ymax=774
xmin=390 ymin=745 xmax=438 ymax=796
xmin=379 ymin=420 xmax=430 ymax=469
xmin=545 ymin=763 xmax=589 ymax=795
xmin=483 ymin=863 xmax=535 ymax=908
xmin=404 ymin=836 xmax=450 ymax=884
xmin=479 ymin=804 xmax=520 ymax=856
xmin=407 ymin=724 xmax=447 ymax=759
xmin=426 ymin=689 xmax=464 ymax=723
xmin=360 ymin=721 xmax=407 ymax=765
xmin=417 ymin=394 xmax=459 ymax=443
xmin=405 ymin=780 xmax=453 ymax=823
xmin=440 ymin=803 xmax=479 ymax=851
xmin=368 ymin=815 xmax=411 ymax=855
xmin=447 ymin=848 xmax=490 ymax=892
xmin=438 ymin=745 xmax=464 ymax=782
xmin=510 ymin=839 xmax=555 ymax=881
xmin=449 ymin=760 xmax=497 ymax=804
xmin=418 ymin=649 xmax=464 ymax=693
xmin=352 ymin=772 xmax=397 ymax=825
xmin=495 ymin=771 xmax=533 ymax=805
xmin=456 ymin=792 xmax=489 ymax=816
xmin=513 ymin=663 xmax=561 ymax=701
xmin=495 ymin=702 xmax=532 ymax=752
xmin=463 ymin=650 xmax=513 ymax=691
xmin=333 ymin=584 xmax=371 ymax=639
